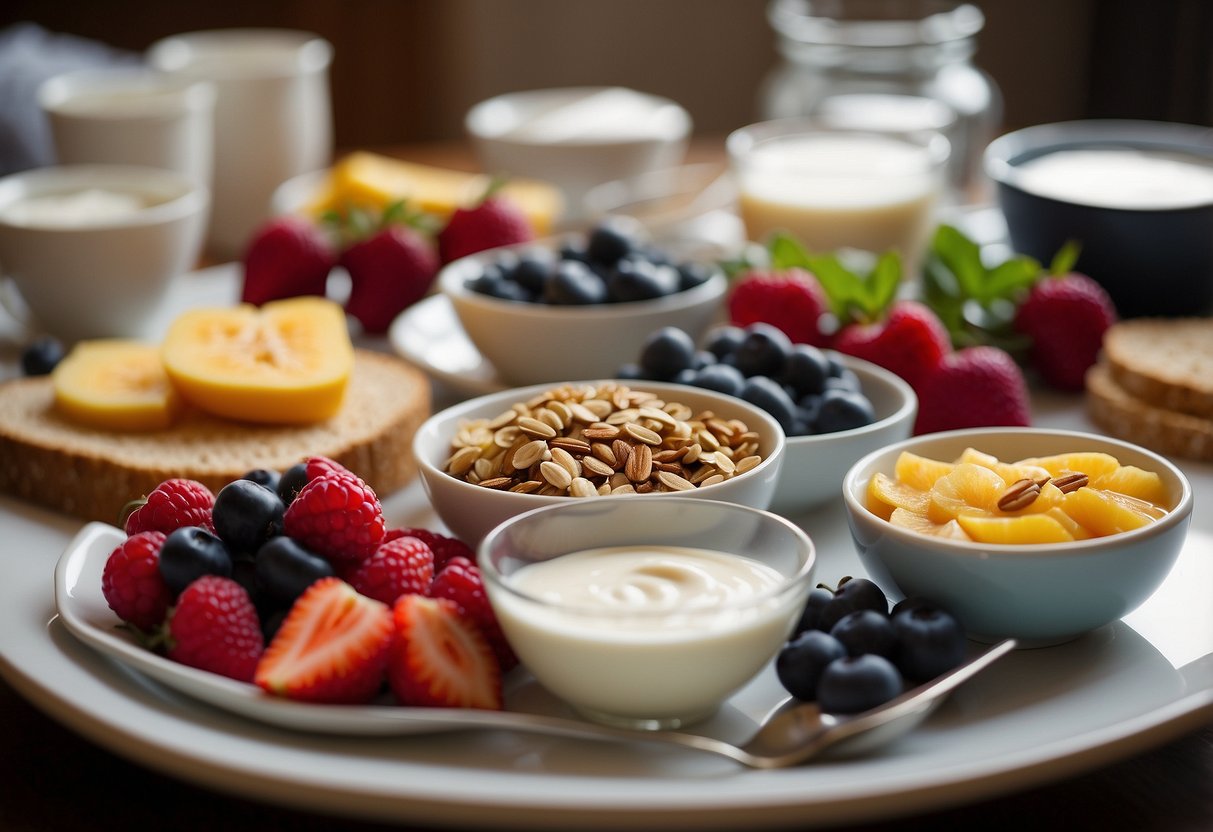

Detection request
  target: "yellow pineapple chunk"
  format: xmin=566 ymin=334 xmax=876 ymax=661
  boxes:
xmin=957 ymin=513 xmax=1075 ymax=544
xmin=894 ymin=451 xmax=955 ymax=491
xmin=927 ymin=463 xmax=1005 ymax=523
xmin=1015 ymin=452 xmax=1121 ymax=481
xmin=1061 ymin=487 xmax=1161 ymax=536
xmin=1045 ymin=507 xmax=1093 ymax=540
xmin=890 ymin=508 xmax=971 ymax=540
xmin=956 ymin=448 xmax=1050 ymax=485
xmin=867 ymin=471 xmax=930 ymax=520
xmin=1093 ymin=465 xmax=1169 ymax=507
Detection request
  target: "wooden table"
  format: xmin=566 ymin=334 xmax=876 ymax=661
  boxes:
xmin=1 ymin=141 xmax=1210 ymax=831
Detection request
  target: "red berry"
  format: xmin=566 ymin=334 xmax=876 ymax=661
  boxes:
xmin=1015 ymin=273 xmax=1118 ymax=391
xmin=342 ymin=225 xmax=440 ymax=333
xmin=438 ymin=195 xmax=534 ymax=265
xmin=255 ymin=577 xmax=394 ymax=704
xmin=342 ymin=535 xmax=435 ymax=606
xmin=101 ymin=531 xmax=171 ymax=632
xmin=727 ymin=268 xmax=831 ymax=348
xmin=167 ymin=576 xmax=264 ymax=682
xmin=389 ymin=527 xmax=474 ymax=571
xmin=388 ymin=594 xmax=502 ymax=710
xmin=241 ymin=216 xmax=335 ymax=306
xmin=124 ymin=478 xmax=216 ymax=537
xmin=429 ymin=556 xmax=517 ymax=672
xmin=283 ymin=470 xmax=386 ymax=565
xmin=833 ymin=300 xmax=952 ymax=392
xmin=913 ymin=346 xmax=1032 ymax=435
xmin=304 ymin=455 xmax=355 ymax=482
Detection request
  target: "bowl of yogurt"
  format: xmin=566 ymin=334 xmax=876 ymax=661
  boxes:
xmin=479 ymin=496 xmax=815 ymax=729
xmin=983 ymin=119 xmax=1213 ymax=318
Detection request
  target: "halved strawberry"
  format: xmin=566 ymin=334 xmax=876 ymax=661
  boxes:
xmin=388 ymin=594 xmax=502 ymax=710
xmin=254 ymin=577 xmax=393 ymax=704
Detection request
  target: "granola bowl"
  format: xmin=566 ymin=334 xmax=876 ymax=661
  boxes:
xmin=413 ymin=380 xmax=786 ymax=546
xmin=841 ymin=428 xmax=1193 ymax=646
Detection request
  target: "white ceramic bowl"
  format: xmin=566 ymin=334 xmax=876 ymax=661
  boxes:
xmin=478 ymin=497 xmax=815 ymax=728
xmin=414 ymin=380 xmax=787 ymax=547
xmin=0 ymin=164 xmax=208 ymax=341
xmin=772 ymin=355 xmax=917 ymax=516
xmin=438 ymin=239 xmax=728 ymax=387
xmin=465 ymin=86 xmax=692 ymax=218
xmin=842 ymin=428 xmax=1193 ymax=646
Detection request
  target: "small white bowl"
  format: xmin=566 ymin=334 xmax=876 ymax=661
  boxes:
xmin=413 ymin=380 xmax=787 ymax=547
xmin=842 ymin=428 xmax=1193 ymax=646
xmin=772 ymin=355 xmax=917 ymax=516
xmin=438 ymin=239 xmax=728 ymax=387
xmin=479 ymin=497 xmax=815 ymax=728
xmin=465 ymin=86 xmax=692 ymax=218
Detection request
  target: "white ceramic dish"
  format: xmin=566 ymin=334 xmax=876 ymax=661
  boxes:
xmin=3 ymin=263 xmax=1213 ymax=829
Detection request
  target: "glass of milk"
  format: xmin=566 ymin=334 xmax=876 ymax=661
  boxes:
xmin=727 ymin=117 xmax=950 ymax=266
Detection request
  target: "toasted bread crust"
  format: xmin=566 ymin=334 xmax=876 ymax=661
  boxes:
xmin=1086 ymin=361 xmax=1213 ymax=462
xmin=0 ymin=350 xmax=430 ymax=523
xmin=1103 ymin=318 xmax=1213 ymax=419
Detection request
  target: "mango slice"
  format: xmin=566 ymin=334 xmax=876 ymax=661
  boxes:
xmin=53 ymin=339 xmax=182 ymax=431
xmin=956 ymin=513 xmax=1075 ymax=544
xmin=161 ymin=297 xmax=353 ymax=424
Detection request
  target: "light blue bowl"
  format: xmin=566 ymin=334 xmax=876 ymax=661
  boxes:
xmin=841 ymin=428 xmax=1193 ymax=646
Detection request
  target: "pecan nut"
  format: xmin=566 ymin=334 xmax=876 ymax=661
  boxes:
xmin=998 ymin=477 xmax=1042 ymax=512
xmin=1051 ymin=472 xmax=1090 ymax=493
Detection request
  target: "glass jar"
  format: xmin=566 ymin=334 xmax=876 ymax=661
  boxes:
xmin=760 ymin=0 xmax=1002 ymax=204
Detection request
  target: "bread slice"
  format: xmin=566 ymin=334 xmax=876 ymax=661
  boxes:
xmin=1086 ymin=361 xmax=1213 ymax=462
xmin=0 ymin=349 xmax=430 ymax=523
xmin=1103 ymin=318 xmax=1213 ymax=419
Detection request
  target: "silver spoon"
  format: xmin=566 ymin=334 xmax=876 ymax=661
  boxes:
xmin=428 ymin=638 xmax=1017 ymax=768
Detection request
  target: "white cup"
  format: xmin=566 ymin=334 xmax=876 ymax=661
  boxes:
xmin=0 ymin=165 xmax=208 ymax=342
xmin=38 ymin=68 xmax=216 ymax=192
xmin=147 ymin=29 xmax=333 ymax=259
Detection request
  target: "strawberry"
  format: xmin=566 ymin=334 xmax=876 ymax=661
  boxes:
xmin=727 ymin=268 xmax=831 ymax=347
xmin=166 ymin=575 xmax=264 ymax=682
xmin=101 ymin=530 xmax=171 ymax=632
xmin=341 ymin=224 xmax=440 ymax=334
xmin=437 ymin=189 xmax=535 ymax=265
xmin=255 ymin=577 xmax=394 ymax=704
xmin=241 ymin=216 xmax=335 ymax=306
xmin=833 ymin=300 xmax=952 ymax=392
xmin=388 ymin=527 xmax=474 ymax=571
xmin=1014 ymin=272 xmax=1117 ymax=391
xmin=388 ymin=594 xmax=502 ymax=710
xmin=123 ymin=478 xmax=216 ymax=537
xmin=283 ymin=469 xmax=386 ymax=565
xmin=429 ymin=556 xmax=517 ymax=672
xmin=913 ymin=345 xmax=1032 ymax=435
xmin=342 ymin=535 xmax=435 ymax=606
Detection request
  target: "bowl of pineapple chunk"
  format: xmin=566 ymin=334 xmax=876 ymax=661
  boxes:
xmin=842 ymin=427 xmax=1193 ymax=646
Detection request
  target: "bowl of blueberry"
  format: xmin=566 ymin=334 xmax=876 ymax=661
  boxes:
xmin=620 ymin=322 xmax=918 ymax=516
xmin=437 ymin=219 xmax=728 ymax=386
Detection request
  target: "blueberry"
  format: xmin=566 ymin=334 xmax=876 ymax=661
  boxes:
xmin=638 ymin=326 xmax=697 ymax=380
xmin=20 ymin=336 xmax=66 ymax=376
xmin=674 ymin=367 xmax=698 ymax=385
xmin=692 ymin=350 xmax=717 ymax=370
xmin=544 ymin=260 xmax=607 ymax=305
xmin=830 ymin=609 xmax=898 ymax=659
xmin=795 ymin=585 xmax=835 ymax=634
xmin=557 ymin=237 xmax=591 ymax=263
xmin=470 ymin=271 xmax=532 ymax=302
xmin=776 ymin=630 xmax=848 ymax=701
xmin=689 ymin=362 xmax=746 ymax=397
xmin=702 ymin=325 xmax=747 ymax=361
xmin=261 ymin=608 xmax=289 ymax=643
xmin=782 ymin=344 xmax=830 ymax=397
xmin=212 ymin=479 xmax=286 ymax=555
xmin=277 ymin=462 xmax=309 ymax=505
xmin=676 ymin=261 xmax=721 ymax=291
xmin=814 ymin=388 xmax=877 ymax=434
xmin=818 ymin=577 xmax=888 ymax=631
xmin=606 ymin=258 xmax=679 ymax=303
xmin=615 ymin=362 xmax=648 ymax=380
xmin=824 ymin=369 xmax=862 ymax=393
xmin=254 ymin=535 xmax=335 ymax=605
xmin=585 ymin=221 xmax=637 ymax=266
xmin=817 ymin=654 xmax=904 ymax=714
xmin=734 ymin=323 xmax=792 ymax=378
xmin=892 ymin=603 xmax=968 ymax=683
xmin=509 ymin=250 xmax=553 ymax=294
xmin=159 ymin=526 xmax=233 ymax=596
xmin=241 ymin=468 xmax=281 ymax=493
xmin=740 ymin=375 xmax=798 ymax=433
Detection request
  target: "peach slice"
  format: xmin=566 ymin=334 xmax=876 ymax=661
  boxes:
xmin=956 ymin=512 xmax=1075 ymax=544
xmin=890 ymin=508 xmax=970 ymax=540
xmin=53 ymin=339 xmax=183 ymax=431
xmin=956 ymin=447 xmax=1050 ymax=485
xmin=894 ymin=451 xmax=955 ymax=491
xmin=867 ymin=471 xmax=930 ymax=520
xmin=927 ymin=463 xmax=1005 ymax=523
xmin=1061 ymin=487 xmax=1163 ymax=536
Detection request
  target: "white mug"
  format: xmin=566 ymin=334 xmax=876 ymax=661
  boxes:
xmin=38 ymin=68 xmax=216 ymax=192
xmin=148 ymin=29 xmax=333 ymax=259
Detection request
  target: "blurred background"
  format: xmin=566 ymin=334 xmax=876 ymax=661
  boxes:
xmin=3 ymin=0 xmax=1210 ymax=156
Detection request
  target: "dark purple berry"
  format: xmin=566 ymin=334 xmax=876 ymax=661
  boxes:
xmin=776 ymin=630 xmax=847 ymax=701
xmin=212 ymin=480 xmax=286 ymax=555
xmin=892 ymin=603 xmax=968 ymax=683
xmin=817 ymin=654 xmax=903 ymax=714
xmin=159 ymin=526 xmax=233 ymax=596
xmin=830 ymin=609 xmax=897 ymax=658
xmin=255 ymin=536 xmax=335 ymax=605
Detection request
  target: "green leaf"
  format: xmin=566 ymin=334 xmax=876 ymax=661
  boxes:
xmin=985 ymin=257 xmax=1043 ymax=298
xmin=768 ymin=232 xmax=814 ymax=271
xmin=930 ymin=225 xmax=987 ymax=300
xmin=1050 ymin=240 xmax=1082 ymax=275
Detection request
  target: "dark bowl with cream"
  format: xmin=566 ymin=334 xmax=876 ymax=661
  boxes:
xmin=984 ymin=120 xmax=1213 ymax=318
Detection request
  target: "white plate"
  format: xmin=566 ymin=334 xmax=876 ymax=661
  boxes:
xmin=388 ymin=293 xmax=506 ymax=397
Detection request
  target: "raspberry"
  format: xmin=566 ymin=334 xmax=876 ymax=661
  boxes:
xmin=1015 ymin=273 xmax=1117 ymax=391
xmin=388 ymin=527 xmax=474 ymax=571
xmin=342 ymin=535 xmax=435 ymax=606
xmin=124 ymin=478 xmax=216 ymax=537
xmin=283 ymin=470 xmax=386 ymax=565
xmin=429 ymin=556 xmax=517 ymax=672
xmin=727 ymin=268 xmax=831 ymax=348
xmin=304 ymin=455 xmax=354 ymax=482
xmin=101 ymin=531 xmax=171 ymax=632
xmin=167 ymin=576 xmax=264 ymax=682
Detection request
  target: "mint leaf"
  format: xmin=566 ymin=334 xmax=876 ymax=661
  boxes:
xmin=1050 ymin=240 xmax=1081 ymax=275
xmin=768 ymin=232 xmax=814 ymax=271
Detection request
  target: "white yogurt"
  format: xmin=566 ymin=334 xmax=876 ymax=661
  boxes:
xmin=489 ymin=545 xmax=802 ymax=724
xmin=1014 ymin=148 xmax=1213 ymax=210
xmin=1 ymin=189 xmax=149 ymax=227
